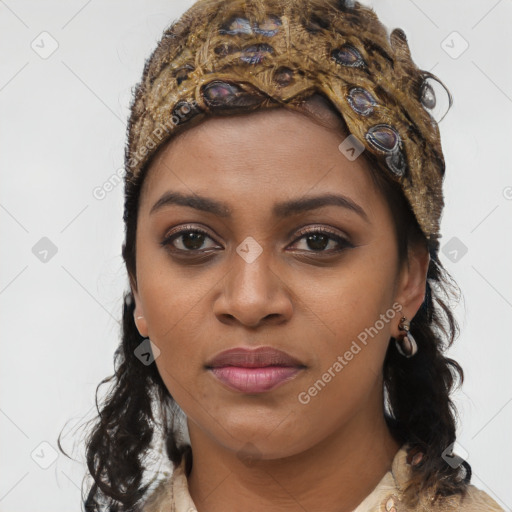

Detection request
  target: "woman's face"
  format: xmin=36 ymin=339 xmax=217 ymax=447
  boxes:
xmin=132 ymin=106 xmax=428 ymax=460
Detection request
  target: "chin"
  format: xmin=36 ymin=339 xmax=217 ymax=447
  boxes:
xmin=203 ymin=413 xmax=316 ymax=459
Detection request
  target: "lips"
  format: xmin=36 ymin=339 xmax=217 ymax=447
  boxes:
xmin=205 ymin=346 xmax=305 ymax=369
xmin=205 ymin=346 xmax=306 ymax=393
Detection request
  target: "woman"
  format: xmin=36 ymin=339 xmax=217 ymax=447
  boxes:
xmin=78 ymin=0 xmax=504 ymax=510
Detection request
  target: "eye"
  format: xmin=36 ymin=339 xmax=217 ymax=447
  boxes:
xmin=160 ymin=224 xmax=353 ymax=257
xmin=289 ymin=226 xmax=353 ymax=253
xmin=161 ymin=225 xmax=220 ymax=253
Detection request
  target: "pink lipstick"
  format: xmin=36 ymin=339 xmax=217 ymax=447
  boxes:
xmin=206 ymin=346 xmax=305 ymax=393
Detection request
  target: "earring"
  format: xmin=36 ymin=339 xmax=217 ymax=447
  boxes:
xmin=395 ymin=316 xmax=418 ymax=358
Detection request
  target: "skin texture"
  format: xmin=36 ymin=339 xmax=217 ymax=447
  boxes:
xmin=131 ymin=105 xmax=430 ymax=512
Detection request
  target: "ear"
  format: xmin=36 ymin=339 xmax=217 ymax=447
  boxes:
xmin=131 ymin=279 xmax=149 ymax=338
xmin=393 ymin=238 xmax=430 ymax=336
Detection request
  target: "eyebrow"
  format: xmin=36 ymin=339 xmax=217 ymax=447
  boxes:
xmin=150 ymin=191 xmax=369 ymax=222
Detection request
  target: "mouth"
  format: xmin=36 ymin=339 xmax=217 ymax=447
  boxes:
xmin=208 ymin=366 xmax=304 ymax=393
xmin=205 ymin=346 xmax=306 ymax=393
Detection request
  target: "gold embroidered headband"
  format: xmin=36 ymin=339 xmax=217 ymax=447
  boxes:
xmin=124 ymin=0 xmax=451 ymax=248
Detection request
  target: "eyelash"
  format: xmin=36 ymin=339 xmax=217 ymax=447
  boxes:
xmin=160 ymin=224 xmax=353 ymax=257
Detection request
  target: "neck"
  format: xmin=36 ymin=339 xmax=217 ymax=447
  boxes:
xmin=186 ymin=394 xmax=401 ymax=512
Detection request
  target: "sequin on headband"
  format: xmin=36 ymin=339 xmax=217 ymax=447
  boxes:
xmin=347 ymin=87 xmax=377 ymax=116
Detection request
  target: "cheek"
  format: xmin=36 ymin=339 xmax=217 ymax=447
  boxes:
xmin=136 ymin=233 xmax=210 ymax=335
xmin=135 ymin=253 xmax=212 ymax=380
xmin=140 ymin=274 xmax=212 ymax=367
xmin=291 ymin=250 xmax=397 ymax=388
xmin=143 ymin=274 xmax=211 ymax=405
xmin=295 ymin=247 xmax=397 ymax=329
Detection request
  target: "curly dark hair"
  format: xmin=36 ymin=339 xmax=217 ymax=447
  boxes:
xmin=58 ymin=8 xmax=470 ymax=512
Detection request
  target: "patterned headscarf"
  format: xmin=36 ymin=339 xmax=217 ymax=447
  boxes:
xmin=124 ymin=0 xmax=451 ymax=250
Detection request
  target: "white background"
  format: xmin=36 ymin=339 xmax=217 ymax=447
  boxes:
xmin=1 ymin=1 xmax=511 ymax=511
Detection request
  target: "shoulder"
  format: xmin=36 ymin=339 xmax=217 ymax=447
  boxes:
xmin=140 ymin=456 xmax=196 ymax=512
xmin=368 ymin=477 xmax=504 ymax=512
xmin=440 ymin=485 xmax=504 ymax=512
xmin=140 ymin=477 xmax=173 ymax=512
xmin=388 ymin=445 xmax=504 ymax=512
xmin=455 ymin=485 xmax=504 ymax=511
xmin=409 ymin=485 xmax=504 ymax=511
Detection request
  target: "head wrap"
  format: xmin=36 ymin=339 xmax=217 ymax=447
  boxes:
xmin=124 ymin=0 xmax=451 ymax=250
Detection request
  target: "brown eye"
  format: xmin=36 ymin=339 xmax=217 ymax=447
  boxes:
xmin=161 ymin=226 xmax=219 ymax=253
xmin=290 ymin=227 xmax=353 ymax=254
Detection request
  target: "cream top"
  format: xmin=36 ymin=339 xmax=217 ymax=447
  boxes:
xmin=141 ymin=445 xmax=504 ymax=511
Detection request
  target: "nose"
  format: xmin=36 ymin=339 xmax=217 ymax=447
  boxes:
xmin=213 ymin=247 xmax=293 ymax=328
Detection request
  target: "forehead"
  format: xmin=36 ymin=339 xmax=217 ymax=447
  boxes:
xmin=138 ymin=107 xmax=380 ymax=215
